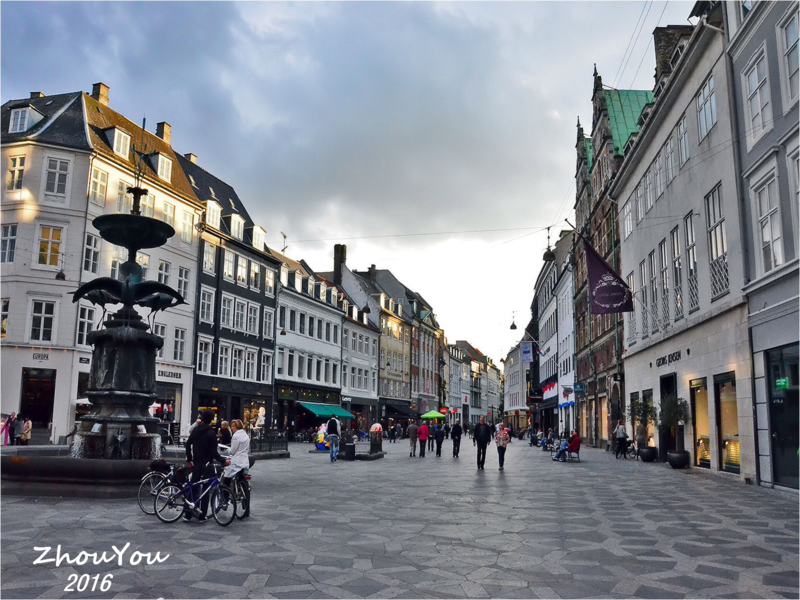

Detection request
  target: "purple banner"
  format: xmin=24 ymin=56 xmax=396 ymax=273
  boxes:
xmin=584 ymin=239 xmax=633 ymax=314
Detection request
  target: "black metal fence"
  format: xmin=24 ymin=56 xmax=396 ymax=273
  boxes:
xmin=250 ymin=431 xmax=288 ymax=453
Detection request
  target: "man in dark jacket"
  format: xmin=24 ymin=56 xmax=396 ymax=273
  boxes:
xmin=473 ymin=415 xmax=492 ymax=470
xmin=434 ymin=423 xmax=445 ymax=457
xmin=451 ymin=420 xmax=463 ymax=457
xmin=184 ymin=410 xmax=228 ymax=522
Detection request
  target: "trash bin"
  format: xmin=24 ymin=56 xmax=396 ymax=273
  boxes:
xmin=343 ymin=442 xmax=356 ymax=461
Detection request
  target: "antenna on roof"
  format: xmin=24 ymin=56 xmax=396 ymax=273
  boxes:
xmin=280 ymin=232 xmax=288 ymax=253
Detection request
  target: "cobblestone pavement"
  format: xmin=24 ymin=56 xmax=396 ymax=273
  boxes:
xmin=2 ymin=440 xmax=798 ymax=599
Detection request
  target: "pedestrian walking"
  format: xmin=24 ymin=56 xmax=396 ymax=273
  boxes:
xmin=326 ymin=416 xmax=341 ymax=462
xmin=495 ymin=426 xmax=510 ymax=470
xmin=21 ymin=418 xmax=32 ymax=446
xmin=473 ymin=415 xmax=492 ymax=470
xmin=435 ymin=423 xmax=445 ymax=457
xmin=388 ymin=425 xmax=396 ymax=443
xmin=418 ymin=422 xmax=428 ymax=458
xmin=444 ymin=423 xmax=450 ymax=439
xmin=451 ymin=420 xmax=462 ymax=457
xmin=614 ymin=420 xmax=628 ymax=459
xmin=428 ymin=425 xmax=435 ymax=451
xmin=407 ymin=421 xmax=418 ymax=457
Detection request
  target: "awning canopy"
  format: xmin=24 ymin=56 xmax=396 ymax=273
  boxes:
xmin=298 ymin=402 xmax=354 ymax=419
xmin=384 ymin=402 xmax=418 ymax=417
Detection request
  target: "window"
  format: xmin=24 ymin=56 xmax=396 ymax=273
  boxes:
xmin=649 ymin=250 xmax=658 ymax=334
xmin=263 ymin=309 xmax=274 ymax=339
xmin=7 ymin=156 xmax=25 ymax=191
xmin=659 ymin=239 xmax=670 ymax=327
xmin=45 ymin=158 xmax=69 ymax=197
xmin=1 ymin=299 xmax=8 ymax=338
xmin=746 ymin=52 xmax=774 ymax=149
xmin=173 ymin=328 xmax=186 ymax=361
xmin=200 ymin=289 xmax=214 ymax=323
xmin=705 ymin=185 xmax=729 ymax=298
xmin=755 ymin=177 xmax=783 ymax=273
xmin=372 ymin=339 xmax=377 ymax=357
xmin=84 ymin=233 xmax=100 ymax=274
xmin=325 ymin=360 xmax=331 ymax=383
xmin=639 ymin=260 xmax=648 ymax=337
xmin=235 ymin=301 xmax=246 ymax=331
xmin=113 ymin=130 xmax=130 ymax=157
xmin=265 ymin=270 xmax=275 ymax=295
xmin=671 ymin=227 xmax=683 ymax=320
xmin=157 ymin=155 xmax=172 ymax=181
xmin=279 ymin=306 xmax=286 ymax=329
xmin=678 ymin=116 xmax=689 ymax=166
xmin=136 ymin=252 xmax=149 ymax=279
xmin=157 ymin=260 xmax=171 ymax=285
xmin=342 ymin=364 xmax=348 ymax=388
xmin=645 ymin=168 xmax=654 ymax=212
xmin=77 ymin=306 xmax=95 ymax=346
xmin=2 ymin=224 xmax=17 ymax=263
xmin=237 ymin=257 xmax=247 ymax=285
xmin=317 ymin=319 xmax=323 ymax=339
xmin=109 ymin=245 xmax=126 ymax=280
xmin=250 ymin=263 xmax=260 ymax=289
xmin=665 ymin=137 xmax=676 ymax=182
xmin=178 ymin=267 xmax=189 ymax=299
xmin=333 ymin=325 xmax=338 ymax=344
xmin=203 ymin=242 xmax=215 ymax=273
xmin=248 ymin=305 xmax=259 ymax=334
xmin=289 ymin=310 xmax=296 ymax=331
xmin=219 ymin=344 xmax=231 ymax=377
xmin=206 ymin=202 xmax=221 ymax=229
xmin=307 ymin=356 xmax=314 ymax=380
xmin=287 ymin=353 xmax=294 ymax=377
xmin=30 ymin=300 xmax=55 ymax=341
xmin=245 ymin=350 xmax=257 ymax=381
xmin=358 ymin=334 xmax=364 ymax=354
xmin=141 ymin=193 xmax=155 ymax=218
xmin=741 ymin=0 xmax=751 ymax=20
xmin=261 ymin=353 xmax=273 ymax=383
xmin=153 ymin=323 xmax=166 ymax=359
xmin=181 ymin=212 xmax=194 ymax=244
xmin=232 ymin=348 xmax=244 ymax=379
xmin=231 ymin=215 xmax=244 ymax=240
xmin=224 ymin=250 xmax=234 ymax=280
xmin=696 ymin=75 xmax=717 ymax=140
xmin=9 ymin=108 xmax=29 ymax=133
xmin=221 ymin=296 xmax=233 ymax=328
xmin=636 ymin=182 xmax=644 ymax=223
xmin=308 ymin=316 xmax=315 ymax=338
xmin=780 ymin=11 xmax=799 ymax=104
xmin=316 ymin=360 xmax=321 ymax=382
xmin=197 ymin=339 xmax=212 ymax=374
xmin=351 ymin=331 xmax=357 ymax=351
xmin=325 ymin=322 xmax=331 ymax=341
xmin=117 ymin=181 xmax=132 ymax=213
xmin=685 ymin=214 xmax=699 ymax=312
xmin=162 ymin=202 xmax=175 ymax=226
xmin=277 ymin=350 xmax=284 ymax=377
xmin=37 ymin=225 xmax=62 ymax=267
xmin=252 ymin=227 xmax=265 ymax=250
xmin=655 ymin=152 xmax=665 ymax=197
xmin=87 ymin=167 xmax=107 ymax=205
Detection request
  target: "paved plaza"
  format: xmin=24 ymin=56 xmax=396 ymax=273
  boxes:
xmin=1 ymin=439 xmax=798 ymax=599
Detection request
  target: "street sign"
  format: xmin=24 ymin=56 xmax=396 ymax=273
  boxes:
xmin=520 ymin=342 xmax=534 ymax=363
xmin=776 ymin=378 xmax=789 ymax=390
xmin=574 ymin=382 xmax=585 ymax=394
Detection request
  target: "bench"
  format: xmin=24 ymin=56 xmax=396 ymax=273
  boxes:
xmin=550 ymin=444 xmax=580 ymax=462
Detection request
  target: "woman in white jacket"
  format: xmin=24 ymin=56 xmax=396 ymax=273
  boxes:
xmin=224 ymin=419 xmax=251 ymax=517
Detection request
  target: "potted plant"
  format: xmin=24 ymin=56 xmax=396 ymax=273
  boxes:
xmin=657 ymin=394 xmax=691 ymax=469
xmin=627 ymin=395 xmax=658 ymax=462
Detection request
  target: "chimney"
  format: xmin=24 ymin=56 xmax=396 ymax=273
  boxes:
xmin=156 ymin=122 xmax=171 ymax=144
xmin=91 ymin=82 xmax=109 ymax=107
xmin=368 ymin=264 xmax=376 ymax=281
xmin=30 ymin=92 xmax=44 ymax=99
xmin=333 ymin=244 xmax=346 ymax=285
xmin=184 ymin=152 xmax=197 ymax=164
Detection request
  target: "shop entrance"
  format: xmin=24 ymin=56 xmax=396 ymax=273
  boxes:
xmin=767 ymin=345 xmax=798 ymax=489
xmin=659 ymin=373 xmax=677 ymax=461
xmin=20 ymin=368 xmax=56 ymax=436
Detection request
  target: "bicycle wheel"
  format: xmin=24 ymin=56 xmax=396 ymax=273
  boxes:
xmin=212 ymin=485 xmax=236 ymax=526
xmin=235 ymin=480 xmax=249 ymax=520
xmin=154 ymin=484 xmax=186 ymax=523
xmin=138 ymin=472 xmax=166 ymax=515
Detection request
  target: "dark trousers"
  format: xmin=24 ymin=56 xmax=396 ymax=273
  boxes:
xmin=476 ymin=443 xmax=487 ymax=468
xmin=452 ymin=436 xmax=461 ymax=457
xmin=435 ymin=440 xmax=442 ymax=457
xmin=616 ymin=438 xmax=627 ymax=458
xmin=183 ymin=465 xmax=211 ymax=519
xmin=497 ymin=446 xmax=506 ymax=468
xmin=419 ymin=440 xmax=426 ymax=457
xmin=428 ymin=437 xmax=434 ymax=450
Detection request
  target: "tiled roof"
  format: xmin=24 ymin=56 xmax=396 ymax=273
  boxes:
xmin=1 ymin=92 xmax=91 ymax=151
xmin=601 ymin=89 xmax=654 ymax=155
xmin=455 ymin=340 xmax=487 ymax=364
xmin=266 ymin=247 xmax=310 ymax=277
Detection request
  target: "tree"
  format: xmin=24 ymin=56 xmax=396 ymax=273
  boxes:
xmin=656 ymin=394 xmax=691 ymax=452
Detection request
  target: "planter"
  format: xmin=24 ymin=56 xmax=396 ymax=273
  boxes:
xmin=667 ymin=450 xmax=690 ymax=469
xmin=638 ymin=447 xmax=658 ymax=462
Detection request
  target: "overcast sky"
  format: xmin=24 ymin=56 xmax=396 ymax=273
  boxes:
xmin=2 ymin=1 xmax=696 ymax=368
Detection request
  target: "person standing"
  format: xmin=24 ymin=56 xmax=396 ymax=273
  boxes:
xmin=451 ymin=420 xmax=462 ymax=457
xmin=418 ymin=421 xmax=429 ymax=458
xmin=495 ymin=426 xmax=510 ymax=470
xmin=428 ymin=425 xmax=435 ymax=452
xmin=473 ymin=415 xmax=492 ymax=470
xmin=184 ymin=410 xmax=230 ymax=522
xmin=218 ymin=421 xmax=232 ymax=446
xmin=434 ymin=423 xmax=445 ymax=457
xmin=407 ymin=421 xmax=418 ymax=457
xmin=326 ymin=416 xmax=341 ymax=462
xmin=13 ymin=415 xmax=25 ymax=446
xmin=223 ymin=419 xmax=251 ymax=518
xmin=614 ymin=420 xmax=628 ymax=459
xmin=444 ymin=423 xmax=451 ymax=439
xmin=21 ymin=418 xmax=32 ymax=446
xmin=2 ymin=412 xmax=15 ymax=446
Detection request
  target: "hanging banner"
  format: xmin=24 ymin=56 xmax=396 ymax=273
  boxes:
xmin=520 ymin=342 xmax=534 ymax=363
xmin=584 ymin=239 xmax=633 ymax=314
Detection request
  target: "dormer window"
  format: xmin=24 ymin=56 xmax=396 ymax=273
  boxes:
xmin=389 ymin=298 xmax=395 ymax=312
xmin=351 ymin=306 xmax=358 ymax=320
xmin=188 ymin=175 xmax=197 ymax=188
xmin=252 ymin=226 xmax=265 ymax=250
xmin=157 ymin=155 xmax=172 ymax=181
xmin=231 ymin=215 xmax=244 ymax=240
xmin=294 ymin=272 xmax=302 ymax=293
xmin=280 ymin=265 xmax=288 ymax=287
xmin=113 ymin=130 xmax=130 ymax=157
xmin=9 ymin=108 xmax=29 ymax=133
xmin=319 ymin=283 xmax=326 ymax=299
xmin=343 ymin=300 xmax=349 ymax=314
xmin=205 ymin=201 xmax=221 ymax=229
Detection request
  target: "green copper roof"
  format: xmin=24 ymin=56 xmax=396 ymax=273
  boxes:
xmin=584 ymin=137 xmax=593 ymax=171
xmin=601 ymin=89 xmax=654 ymax=155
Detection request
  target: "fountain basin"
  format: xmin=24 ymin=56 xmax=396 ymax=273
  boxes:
xmin=92 ymin=213 xmax=175 ymax=249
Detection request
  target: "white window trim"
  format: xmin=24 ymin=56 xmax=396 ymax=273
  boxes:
xmin=777 ymin=6 xmax=800 ymax=114
xmin=218 ymin=342 xmax=232 ymax=377
xmin=89 ymin=166 xmax=108 ymax=207
xmin=231 ymin=215 xmax=245 ymax=240
xmin=40 ymin=153 xmax=73 ymax=205
xmin=8 ymin=108 xmax=29 ymax=133
xmin=199 ymin=285 xmax=216 ymax=324
xmin=205 ymin=201 xmax=221 ymax=229
xmin=784 ymin=131 xmax=800 ymax=256
xmin=25 ymin=295 xmax=61 ymax=344
xmin=31 ymin=220 xmax=68 ymax=272
xmin=247 ymin=302 xmax=260 ymax=336
xmin=263 ymin=308 xmax=275 ymax=340
xmin=264 ymin=269 xmax=276 ymax=297
xmin=202 ymin=241 xmax=216 ymax=274
xmin=742 ymin=42 xmax=774 ymax=151
xmin=223 ymin=249 xmax=235 ymax=281
xmin=113 ymin=129 xmax=131 ymax=158
xmin=75 ymin=302 xmax=97 ymax=348
xmin=157 ymin=155 xmax=172 ymax=181
xmin=220 ymin=293 xmax=235 ymax=329
xmin=196 ymin=334 xmax=215 ymax=375
xmin=260 ymin=350 xmax=274 ymax=383
xmin=695 ymin=74 xmax=717 ymax=142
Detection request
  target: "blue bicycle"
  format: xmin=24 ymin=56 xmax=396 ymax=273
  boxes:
xmin=154 ymin=462 xmax=236 ymax=526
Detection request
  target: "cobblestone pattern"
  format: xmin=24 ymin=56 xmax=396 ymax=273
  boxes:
xmin=2 ymin=441 xmax=797 ymax=599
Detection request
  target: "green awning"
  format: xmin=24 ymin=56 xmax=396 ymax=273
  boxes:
xmin=420 ymin=410 xmax=447 ymax=419
xmin=298 ymin=402 xmax=354 ymax=419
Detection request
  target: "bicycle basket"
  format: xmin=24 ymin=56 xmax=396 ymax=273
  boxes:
xmin=149 ymin=459 xmax=171 ymax=474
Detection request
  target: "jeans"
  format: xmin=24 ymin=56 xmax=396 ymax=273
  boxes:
xmin=616 ymin=438 xmax=627 ymax=458
xmin=476 ymin=443 xmax=487 ymax=468
xmin=419 ymin=439 xmax=426 ymax=457
xmin=428 ymin=437 xmax=434 ymax=451
xmin=554 ymin=441 xmax=568 ymax=461
xmin=497 ymin=446 xmax=506 ymax=468
xmin=452 ymin=436 xmax=461 ymax=457
xmin=409 ymin=438 xmax=417 ymax=456
xmin=328 ymin=435 xmax=339 ymax=462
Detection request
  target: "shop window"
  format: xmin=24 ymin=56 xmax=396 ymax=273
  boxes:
xmin=690 ymin=378 xmax=710 ymax=468
xmin=715 ymin=374 xmax=739 ymax=474
xmin=767 ymin=345 xmax=799 ymax=489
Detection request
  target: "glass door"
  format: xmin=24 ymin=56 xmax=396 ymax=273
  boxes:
xmin=768 ymin=345 xmax=799 ymax=489
xmin=714 ymin=373 xmax=739 ymax=474
xmin=690 ymin=378 xmax=710 ymax=468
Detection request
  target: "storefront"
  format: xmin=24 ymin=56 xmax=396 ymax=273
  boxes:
xmin=342 ymin=395 xmax=378 ymax=432
xmin=275 ymin=382 xmax=340 ymax=438
xmin=381 ymin=398 xmax=418 ymax=430
xmin=623 ymin=307 xmax=755 ymax=482
xmin=193 ymin=373 xmax=272 ymax=436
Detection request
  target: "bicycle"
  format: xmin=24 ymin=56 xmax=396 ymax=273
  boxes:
xmin=229 ymin=471 xmax=251 ymax=519
xmin=625 ymin=441 xmax=638 ymax=460
xmin=154 ymin=462 xmax=236 ymax=526
xmin=138 ymin=459 xmax=178 ymax=515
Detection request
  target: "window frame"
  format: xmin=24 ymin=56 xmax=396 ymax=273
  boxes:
xmin=696 ymin=74 xmax=717 ymax=141
xmin=113 ymin=130 xmax=131 ymax=158
xmin=32 ymin=222 xmax=66 ymax=271
xmin=26 ymin=297 xmax=59 ymax=344
xmin=678 ymin=115 xmax=689 ymax=166
xmin=8 ymin=108 xmax=29 ymax=133
xmin=157 ymin=260 xmax=171 ymax=285
xmin=199 ymin=286 xmax=216 ymax=324
xmin=76 ymin=304 xmax=96 ymax=347
xmin=205 ymin=201 xmax=221 ymax=229
xmin=181 ymin=211 xmax=194 ymax=244
xmin=6 ymin=155 xmax=26 ymax=193
xmin=177 ymin=267 xmax=190 ymax=300
xmin=203 ymin=241 xmax=216 ymax=274
xmin=742 ymin=44 xmax=774 ymax=149
xmin=263 ymin=308 xmax=275 ymax=340
xmin=157 ymin=155 xmax=172 ymax=181
xmin=42 ymin=155 xmax=71 ymax=202
xmin=777 ymin=7 xmax=799 ymax=111
xmin=89 ymin=167 xmax=108 ymax=206
xmin=1 ymin=223 xmax=18 ymax=264
xmin=196 ymin=336 xmax=214 ymax=375
xmin=173 ymin=327 xmax=187 ymax=362
xmin=83 ymin=233 xmax=100 ymax=274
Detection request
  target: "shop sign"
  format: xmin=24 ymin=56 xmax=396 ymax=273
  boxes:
xmin=79 ymin=357 xmax=90 ymax=364
xmin=439 ymin=407 xmax=447 ymax=414
xmin=612 ymin=373 xmax=623 ymax=382
xmin=776 ymin=378 xmax=790 ymax=390
xmin=342 ymin=396 xmax=352 ymax=402
xmin=574 ymin=382 xmax=585 ymax=394
xmin=450 ymin=407 xmax=458 ymax=413
xmin=655 ymin=351 xmax=681 ymax=367
xmin=158 ymin=370 xmax=182 ymax=379
xmin=33 ymin=352 xmax=49 ymax=361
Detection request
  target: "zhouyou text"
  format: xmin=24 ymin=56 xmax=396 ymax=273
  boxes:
xmin=33 ymin=544 xmax=169 ymax=567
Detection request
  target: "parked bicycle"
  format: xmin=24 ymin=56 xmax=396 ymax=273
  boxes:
xmin=138 ymin=459 xmax=178 ymax=515
xmin=229 ymin=471 xmax=251 ymax=520
xmin=154 ymin=462 xmax=236 ymax=526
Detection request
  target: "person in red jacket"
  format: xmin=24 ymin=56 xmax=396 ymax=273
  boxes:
xmin=417 ymin=422 xmax=429 ymax=458
xmin=553 ymin=430 xmax=580 ymax=462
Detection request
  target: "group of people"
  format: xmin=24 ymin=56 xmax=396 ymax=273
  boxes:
xmin=1 ymin=412 xmax=31 ymax=446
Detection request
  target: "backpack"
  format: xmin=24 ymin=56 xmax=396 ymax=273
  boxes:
xmin=327 ymin=419 xmax=339 ymax=436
